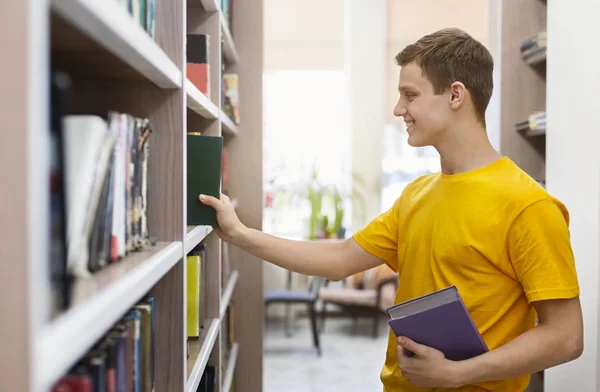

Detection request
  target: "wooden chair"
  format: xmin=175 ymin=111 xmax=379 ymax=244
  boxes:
xmin=318 ymin=265 xmax=398 ymax=338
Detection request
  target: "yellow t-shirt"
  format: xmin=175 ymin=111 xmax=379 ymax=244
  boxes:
xmin=353 ymin=157 xmax=580 ymax=392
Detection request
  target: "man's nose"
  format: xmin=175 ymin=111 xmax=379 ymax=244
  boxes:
xmin=394 ymin=102 xmax=406 ymax=117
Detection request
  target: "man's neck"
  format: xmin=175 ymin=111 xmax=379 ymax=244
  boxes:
xmin=435 ymin=120 xmax=502 ymax=175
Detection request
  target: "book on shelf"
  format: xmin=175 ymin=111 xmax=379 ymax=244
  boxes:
xmin=50 ymin=72 xmax=72 ymax=314
xmin=197 ymin=365 xmax=216 ymax=392
xmin=222 ymin=74 xmax=240 ymax=125
xmin=221 ymin=0 xmax=233 ymax=30
xmin=115 ymin=0 xmax=156 ymax=39
xmin=221 ymin=146 xmax=229 ymax=195
xmin=520 ymin=31 xmax=546 ymax=64
xmin=186 ymin=250 xmax=202 ymax=338
xmin=187 ymin=34 xmax=211 ymax=97
xmin=221 ymin=240 xmax=231 ymax=288
xmin=51 ymin=295 xmax=156 ymax=392
xmin=62 ymin=111 xmax=154 ymax=281
xmin=187 ymin=244 xmax=208 ymax=339
xmin=515 ymin=111 xmax=546 ymax=135
xmin=386 ymin=285 xmax=488 ymax=361
xmin=187 ymin=135 xmax=223 ymax=226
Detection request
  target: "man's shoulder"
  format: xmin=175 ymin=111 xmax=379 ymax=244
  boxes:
xmin=403 ymin=172 xmax=440 ymax=195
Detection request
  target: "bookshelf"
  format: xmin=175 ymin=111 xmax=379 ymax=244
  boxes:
xmin=499 ymin=0 xmax=547 ymax=186
xmin=497 ymin=1 xmax=546 ymax=391
xmin=0 ymin=0 xmax=263 ymax=391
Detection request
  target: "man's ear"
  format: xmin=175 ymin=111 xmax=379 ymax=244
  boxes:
xmin=449 ymin=81 xmax=466 ymax=111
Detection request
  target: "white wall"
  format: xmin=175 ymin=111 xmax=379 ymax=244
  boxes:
xmin=545 ymin=1 xmax=600 ymax=391
xmin=347 ymin=0 xmax=387 ymax=231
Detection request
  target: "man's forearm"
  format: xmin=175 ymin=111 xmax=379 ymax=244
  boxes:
xmin=454 ymin=324 xmax=582 ymax=386
xmin=233 ymin=227 xmax=350 ymax=281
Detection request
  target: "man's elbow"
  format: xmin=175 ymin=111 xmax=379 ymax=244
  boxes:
xmin=326 ymin=271 xmax=347 ymax=282
xmin=564 ymin=334 xmax=584 ymax=362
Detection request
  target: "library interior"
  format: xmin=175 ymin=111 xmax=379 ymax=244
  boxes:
xmin=1 ymin=0 xmax=598 ymax=391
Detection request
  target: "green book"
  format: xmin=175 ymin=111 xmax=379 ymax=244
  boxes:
xmin=187 ymin=134 xmax=223 ymax=226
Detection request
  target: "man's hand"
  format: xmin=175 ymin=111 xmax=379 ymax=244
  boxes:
xmin=199 ymin=193 xmax=247 ymax=244
xmin=396 ymin=336 xmax=461 ymax=388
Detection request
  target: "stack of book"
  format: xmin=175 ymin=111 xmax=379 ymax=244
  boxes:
xmin=51 ymin=296 xmax=155 ymax=392
xmin=115 ymin=0 xmax=156 ymax=39
xmin=520 ymin=31 xmax=546 ymax=65
xmin=515 ymin=111 xmax=546 ymax=136
xmin=62 ymin=112 xmax=154 ymax=281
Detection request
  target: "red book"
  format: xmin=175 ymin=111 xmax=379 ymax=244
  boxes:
xmin=187 ymin=34 xmax=210 ymax=96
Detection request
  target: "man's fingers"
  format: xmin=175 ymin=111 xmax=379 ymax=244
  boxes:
xmin=397 ymin=336 xmax=426 ymax=357
xmin=199 ymin=194 xmax=221 ymax=208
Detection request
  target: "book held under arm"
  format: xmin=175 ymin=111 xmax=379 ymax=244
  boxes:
xmin=386 ymin=286 xmax=488 ymax=361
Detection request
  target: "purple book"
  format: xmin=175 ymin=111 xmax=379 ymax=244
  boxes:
xmin=387 ymin=286 xmax=488 ymax=361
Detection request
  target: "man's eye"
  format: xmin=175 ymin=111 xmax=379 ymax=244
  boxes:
xmin=405 ymin=94 xmax=415 ymax=101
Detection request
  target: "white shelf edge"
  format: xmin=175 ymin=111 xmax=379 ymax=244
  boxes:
xmin=186 ymin=79 xmax=219 ymax=120
xmin=220 ymin=12 xmax=239 ymax=64
xmin=221 ymin=111 xmax=239 ymax=136
xmin=185 ymin=225 xmax=214 ymax=254
xmin=35 ymin=241 xmax=183 ymax=391
xmin=51 ymin=0 xmax=182 ymax=88
xmin=221 ymin=342 xmax=240 ymax=392
xmin=186 ymin=318 xmax=221 ymax=392
xmin=220 ymin=270 xmax=239 ymax=319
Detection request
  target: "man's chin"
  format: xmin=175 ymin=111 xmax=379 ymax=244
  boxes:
xmin=407 ymin=135 xmax=429 ymax=147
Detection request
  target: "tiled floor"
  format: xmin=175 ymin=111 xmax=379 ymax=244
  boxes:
xmin=263 ymin=316 xmax=389 ymax=392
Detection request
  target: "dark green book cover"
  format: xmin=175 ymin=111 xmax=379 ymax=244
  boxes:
xmin=187 ymin=135 xmax=223 ymax=226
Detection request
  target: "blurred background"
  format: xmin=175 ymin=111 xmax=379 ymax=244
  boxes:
xmin=261 ymin=1 xmax=488 ymax=390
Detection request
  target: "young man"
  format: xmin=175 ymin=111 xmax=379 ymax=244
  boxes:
xmin=200 ymin=28 xmax=583 ymax=391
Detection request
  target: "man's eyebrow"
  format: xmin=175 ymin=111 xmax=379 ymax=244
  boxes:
xmin=398 ymin=85 xmax=417 ymax=93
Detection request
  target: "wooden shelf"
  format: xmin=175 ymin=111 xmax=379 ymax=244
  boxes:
xmin=186 ymin=79 xmax=219 ymax=119
xmin=51 ymin=0 xmax=181 ymax=88
xmin=518 ymin=127 xmax=546 ymax=137
xmin=221 ymin=12 xmax=239 ymax=64
xmin=221 ymin=111 xmax=240 ymax=136
xmin=221 ymin=343 xmax=240 ymax=392
xmin=186 ymin=318 xmax=221 ymax=392
xmin=35 ymin=242 xmax=183 ymax=391
xmin=220 ymin=271 xmax=239 ymax=319
xmin=186 ymin=225 xmax=214 ymax=254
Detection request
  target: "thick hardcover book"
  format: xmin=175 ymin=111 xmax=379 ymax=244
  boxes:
xmin=386 ymin=286 xmax=488 ymax=361
xmin=187 ymin=135 xmax=223 ymax=226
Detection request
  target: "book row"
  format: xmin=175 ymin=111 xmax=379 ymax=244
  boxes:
xmin=51 ymin=296 xmax=155 ymax=392
xmin=185 ymin=242 xmax=233 ymax=340
xmin=520 ymin=31 xmax=546 ymax=64
xmin=50 ymin=74 xmax=156 ymax=317
xmin=186 ymin=34 xmax=240 ymax=125
xmin=514 ymin=111 xmax=547 ymax=134
xmin=114 ymin=0 xmax=156 ymax=39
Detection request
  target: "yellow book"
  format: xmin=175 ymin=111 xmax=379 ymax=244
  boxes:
xmin=186 ymin=254 xmax=201 ymax=338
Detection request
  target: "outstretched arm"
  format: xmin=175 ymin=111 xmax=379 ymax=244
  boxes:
xmin=199 ymin=193 xmax=384 ymax=281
